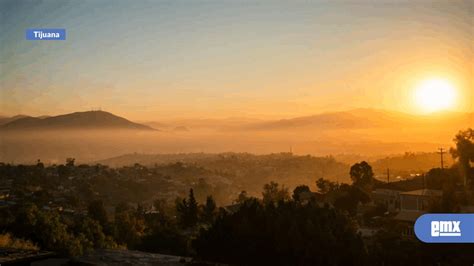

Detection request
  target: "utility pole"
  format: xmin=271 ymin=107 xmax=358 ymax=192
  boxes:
xmin=422 ymin=172 xmax=426 ymax=189
xmin=437 ymin=148 xmax=445 ymax=169
xmin=387 ymin=168 xmax=390 ymax=183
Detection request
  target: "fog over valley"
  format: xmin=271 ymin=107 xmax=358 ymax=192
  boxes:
xmin=0 ymin=109 xmax=469 ymax=164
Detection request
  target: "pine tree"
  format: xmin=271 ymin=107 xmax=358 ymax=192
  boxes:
xmin=202 ymin=195 xmax=216 ymax=224
xmin=187 ymin=189 xmax=198 ymax=227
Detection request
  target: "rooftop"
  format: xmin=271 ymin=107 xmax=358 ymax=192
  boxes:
xmin=394 ymin=210 xmax=425 ymax=222
xmin=400 ymin=189 xmax=442 ymax=197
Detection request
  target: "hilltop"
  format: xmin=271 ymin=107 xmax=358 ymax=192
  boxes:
xmin=0 ymin=111 xmax=155 ymax=131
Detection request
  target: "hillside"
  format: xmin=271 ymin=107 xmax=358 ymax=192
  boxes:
xmin=371 ymin=152 xmax=454 ymax=171
xmin=0 ymin=115 xmax=29 ymax=125
xmin=242 ymin=109 xmax=472 ymax=131
xmin=0 ymin=111 xmax=155 ymax=131
xmin=97 ymin=152 xmax=351 ymax=192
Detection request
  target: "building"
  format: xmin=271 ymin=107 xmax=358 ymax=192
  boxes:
xmin=394 ymin=189 xmax=442 ymax=238
xmin=371 ymin=189 xmax=400 ymax=213
xmin=399 ymin=189 xmax=442 ymax=212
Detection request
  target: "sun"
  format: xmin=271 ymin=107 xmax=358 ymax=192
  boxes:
xmin=414 ymin=78 xmax=457 ymax=113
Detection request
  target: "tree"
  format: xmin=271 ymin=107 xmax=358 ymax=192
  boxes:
xmin=66 ymin=158 xmax=75 ymax=167
xmin=194 ymin=178 xmax=213 ymax=203
xmin=202 ymin=196 xmax=217 ymax=224
xmin=292 ymin=185 xmax=310 ymax=202
xmin=450 ymin=128 xmax=474 ymax=188
xmin=10 ymin=204 xmax=84 ymax=256
xmin=176 ymin=189 xmax=199 ymax=228
xmin=152 ymin=198 xmax=169 ymax=223
xmin=153 ymin=199 xmax=167 ymax=214
xmin=36 ymin=159 xmax=44 ymax=169
xmin=79 ymin=217 xmax=116 ymax=250
xmin=425 ymin=168 xmax=461 ymax=190
xmin=350 ymin=161 xmax=374 ymax=189
xmin=87 ymin=200 xmax=109 ymax=231
xmin=429 ymin=182 xmax=460 ymax=213
xmin=138 ymin=226 xmax=188 ymax=256
xmin=316 ymin=178 xmax=339 ymax=194
xmin=333 ymin=184 xmax=371 ymax=216
xmin=235 ymin=191 xmax=249 ymax=204
xmin=187 ymin=189 xmax=199 ymax=226
xmin=114 ymin=203 xmax=144 ymax=247
xmin=193 ymin=199 xmax=366 ymax=265
xmin=262 ymin=182 xmax=290 ymax=205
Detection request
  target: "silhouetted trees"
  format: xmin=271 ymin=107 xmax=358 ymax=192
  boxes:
xmin=6 ymin=203 xmax=115 ymax=256
xmin=234 ymin=190 xmax=249 ymax=204
xmin=114 ymin=202 xmax=145 ymax=247
xmin=137 ymin=226 xmax=188 ymax=256
xmin=262 ymin=181 xmax=290 ymax=205
xmin=332 ymin=184 xmax=371 ymax=216
xmin=350 ymin=161 xmax=374 ymax=189
xmin=193 ymin=199 xmax=367 ymax=265
xmin=451 ymin=128 xmax=474 ymax=188
xmin=292 ymin=185 xmax=310 ymax=202
xmin=176 ymin=189 xmax=199 ymax=228
xmin=66 ymin=158 xmax=75 ymax=167
xmin=76 ymin=217 xmax=116 ymax=250
xmin=201 ymin=196 xmax=217 ymax=224
xmin=316 ymin=177 xmax=339 ymax=193
xmin=87 ymin=200 xmax=109 ymax=232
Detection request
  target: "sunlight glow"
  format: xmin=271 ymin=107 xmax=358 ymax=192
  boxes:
xmin=414 ymin=78 xmax=457 ymax=113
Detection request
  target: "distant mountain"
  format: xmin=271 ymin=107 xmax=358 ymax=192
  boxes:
xmin=0 ymin=111 xmax=155 ymax=131
xmin=144 ymin=117 xmax=264 ymax=131
xmin=243 ymin=108 xmax=472 ymax=130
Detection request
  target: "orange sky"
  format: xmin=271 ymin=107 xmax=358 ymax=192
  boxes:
xmin=1 ymin=1 xmax=472 ymax=120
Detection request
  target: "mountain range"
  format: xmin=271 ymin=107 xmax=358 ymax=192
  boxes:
xmin=134 ymin=108 xmax=471 ymax=132
xmin=242 ymin=108 xmax=472 ymax=131
xmin=1 ymin=108 xmax=471 ymax=133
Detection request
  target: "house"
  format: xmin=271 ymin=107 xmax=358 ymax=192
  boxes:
xmin=371 ymin=189 xmax=400 ymax=212
xmin=394 ymin=189 xmax=442 ymax=238
xmin=399 ymin=189 xmax=442 ymax=212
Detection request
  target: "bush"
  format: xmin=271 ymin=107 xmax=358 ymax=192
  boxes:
xmin=0 ymin=233 xmax=38 ymax=250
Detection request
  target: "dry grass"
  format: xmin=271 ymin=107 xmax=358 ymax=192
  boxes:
xmin=0 ymin=233 xmax=39 ymax=250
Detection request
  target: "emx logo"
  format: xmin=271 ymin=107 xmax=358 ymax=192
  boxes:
xmin=431 ymin=221 xmax=461 ymax=237
xmin=415 ymin=214 xmax=474 ymax=243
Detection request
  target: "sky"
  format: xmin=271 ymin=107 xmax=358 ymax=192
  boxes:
xmin=0 ymin=0 xmax=472 ymax=120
